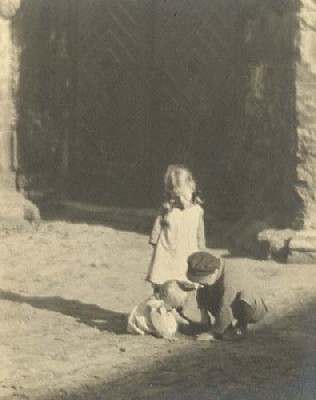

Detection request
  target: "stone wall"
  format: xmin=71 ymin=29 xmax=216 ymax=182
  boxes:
xmin=295 ymin=0 xmax=316 ymax=230
xmin=228 ymin=0 xmax=316 ymax=262
xmin=0 ymin=0 xmax=25 ymax=222
xmin=242 ymin=1 xmax=300 ymax=228
xmin=0 ymin=11 xmax=15 ymax=173
xmin=238 ymin=0 xmax=315 ymax=230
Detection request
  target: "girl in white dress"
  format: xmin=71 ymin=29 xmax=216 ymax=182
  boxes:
xmin=147 ymin=165 xmax=206 ymax=293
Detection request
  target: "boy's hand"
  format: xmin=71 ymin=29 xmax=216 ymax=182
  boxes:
xmin=171 ymin=309 xmax=190 ymax=325
xmin=163 ymin=334 xmax=178 ymax=342
xmin=196 ymin=332 xmax=218 ymax=342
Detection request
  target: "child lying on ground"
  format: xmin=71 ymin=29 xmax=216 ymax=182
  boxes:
xmin=127 ymin=280 xmax=196 ymax=340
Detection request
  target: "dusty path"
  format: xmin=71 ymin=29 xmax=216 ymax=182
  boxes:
xmin=0 ymin=210 xmax=315 ymax=399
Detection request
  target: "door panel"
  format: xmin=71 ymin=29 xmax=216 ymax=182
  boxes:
xmin=73 ymin=0 xmax=152 ymax=206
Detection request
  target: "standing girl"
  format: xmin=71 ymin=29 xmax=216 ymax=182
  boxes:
xmin=147 ymin=165 xmax=206 ymax=293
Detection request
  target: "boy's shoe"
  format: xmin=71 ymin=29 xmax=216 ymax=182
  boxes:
xmin=196 ymin=332 xmax=218 ymax=342
xmin=224 ymin=325 xmax=248 ymax=341
xmin=196 ymin=332 xmax=223 ymax=342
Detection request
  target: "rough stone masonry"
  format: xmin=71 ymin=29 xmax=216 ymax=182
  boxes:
xmin=228 ymin=0 xmax=316 ymax=263
xmin=0 ymin=0 xmax=24 ymax=223
xmin=288 ymin=0 xmax=316 ymax=262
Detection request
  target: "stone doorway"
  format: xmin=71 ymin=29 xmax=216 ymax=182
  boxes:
xmin=2 ymin=0 xmax=316 ymax=261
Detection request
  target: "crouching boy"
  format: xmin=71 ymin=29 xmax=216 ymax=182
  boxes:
xmin=187 ymin=252 xmax=268 ymax=341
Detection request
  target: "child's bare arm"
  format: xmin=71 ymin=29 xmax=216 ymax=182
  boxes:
xmin=197 ymin=210 xmax=206 ymax=249
xmin=171 ymin=309 xmax=190 ymax=325
xmin=149 ymin=215 xmax=162 ymax=246
xmin=150 ymin=308 xmax=178 ymax=339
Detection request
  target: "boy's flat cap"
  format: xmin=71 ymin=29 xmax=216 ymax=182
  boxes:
xmin=187 ymin=252 xmax=221 ymax=281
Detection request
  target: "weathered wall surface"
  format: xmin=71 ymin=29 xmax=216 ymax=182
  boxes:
xmin=241 ymin=0 xmax=316 ymax=231
xmin=295 ymin=0 xmax=316 ymax=229
xmin=229 ymin=0 xmax=316 ymax=262
xmin=0 ymin=0 xmax=24 ymax=221
xmin=242 ymin=2 xmax=300 ymax=228
xmin=0 ymin=13 xmax=16 ymax=173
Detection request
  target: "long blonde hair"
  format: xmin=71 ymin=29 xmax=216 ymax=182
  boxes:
xmin=164 ymin=165 xmax=196 ymax=199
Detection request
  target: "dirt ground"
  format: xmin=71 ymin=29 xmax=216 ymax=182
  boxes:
xmin=0 ymin=204 xmax=316 ymax=400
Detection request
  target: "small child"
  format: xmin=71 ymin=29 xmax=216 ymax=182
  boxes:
xmin=147 ymin=165 xmax=205 ymax=294
xmin=127 ymin=280 xmax=196 ymax=340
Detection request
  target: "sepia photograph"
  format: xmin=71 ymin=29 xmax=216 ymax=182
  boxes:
xmin=0 ymin=0 xmax=315 ymax=399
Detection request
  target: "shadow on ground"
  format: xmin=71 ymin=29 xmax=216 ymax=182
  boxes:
xmin=39 ymin=201 xmax=234 ymax=248
xmin=17 ymin=298 xmax=316 ymax=400
xmin=0 ymin=289 xmax=127 ymax=334
xmin=39 ymin=202 xmax=156 ymax=236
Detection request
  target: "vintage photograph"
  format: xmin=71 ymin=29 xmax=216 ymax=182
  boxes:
xmin=0 ymin=0 xmax=315 ymax=399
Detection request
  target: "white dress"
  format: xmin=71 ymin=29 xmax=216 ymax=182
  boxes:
xmin=147 ymin=204 xmax=204 ymax=285
xmin=127 ymin=298 xmax=177 ymax=337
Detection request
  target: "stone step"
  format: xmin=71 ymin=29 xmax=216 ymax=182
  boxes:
xmin=0 ymin=199 xmax=24 ymax=208
xmin=287 ymin=230 xmax=316 ymax=264
xmin=0 ymin=191 xmax=23 ymax=200
xmin=287 ymin=251 xmax=316 ymax=264
xmin=0 ymin=190 xmax=24 ymax=220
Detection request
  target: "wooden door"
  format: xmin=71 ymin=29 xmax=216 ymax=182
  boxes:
xmin=72 ymin=0 xmax=153 ymax=206
xmin=151 ymin=0 xmax=245 ymax=209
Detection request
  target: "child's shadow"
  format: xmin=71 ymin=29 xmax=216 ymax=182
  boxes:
xmin=0 ymin=289 xmax=127 ymax=334
xmin=178 ymin=321 xmax=208 ymax=337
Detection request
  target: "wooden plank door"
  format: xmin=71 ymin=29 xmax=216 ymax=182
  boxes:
xmin=72 ymin=0 xmax=153 ymax=206
xmin=151 ymin=0 xmax=245 ymax=209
